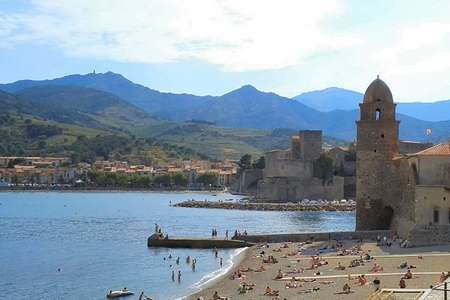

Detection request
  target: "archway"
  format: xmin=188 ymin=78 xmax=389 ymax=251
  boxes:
xmin=378 ymin=206 xmax=394 ymax=229
xmin=375 ymin=108 xmax=381 ymax=120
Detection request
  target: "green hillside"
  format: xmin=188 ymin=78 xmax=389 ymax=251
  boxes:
xmin=0 ymin=86 xmax=349 ymax=162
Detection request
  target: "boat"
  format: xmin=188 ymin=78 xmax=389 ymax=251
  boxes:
xmin=106 ymin=290 xmax=134 ymax=298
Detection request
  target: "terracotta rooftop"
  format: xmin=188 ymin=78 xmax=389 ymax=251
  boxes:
xmin=415 ymin=143 xmax=450 ymax=156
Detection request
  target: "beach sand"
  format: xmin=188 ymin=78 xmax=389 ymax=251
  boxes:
xmin=188 ymin=240 xmax=450 ymax=300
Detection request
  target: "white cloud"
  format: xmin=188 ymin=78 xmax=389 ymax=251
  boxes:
xmin=0 ymin=0 xmax=360 ymax=71
xmin=373 ymin=22 xmax=450 ymax=76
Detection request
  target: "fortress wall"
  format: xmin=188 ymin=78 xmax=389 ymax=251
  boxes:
xmin=408 ymin=225 xmax=450 ymax=246
xmin=264 ymin=153 xmax=313 ymax=179
xmin=256 ymin=176 xmax=344 ymax=202
xmin=237 ymin=230 xmax=393 ymax=243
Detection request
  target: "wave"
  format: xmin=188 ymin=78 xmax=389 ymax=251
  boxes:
xmin=176 ymin=247 xmax=248 ymax=300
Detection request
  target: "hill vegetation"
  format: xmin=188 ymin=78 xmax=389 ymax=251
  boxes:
xmin=2 ymin=72 xmax=448 ymax=142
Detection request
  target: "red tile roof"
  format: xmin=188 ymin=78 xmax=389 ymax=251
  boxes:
xmin=415 ymin=143 xmax=450 ymax=156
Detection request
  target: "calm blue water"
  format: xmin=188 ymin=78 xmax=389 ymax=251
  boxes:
xmin=0 ymin=192 xmax=355 ymax=300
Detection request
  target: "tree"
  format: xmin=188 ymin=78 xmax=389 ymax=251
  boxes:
xmin=196 ymin=172 xmax=218 ymax=186
xmin=171 ymin=173 xmax=188 ymax=187
xmin=153 ymin=174 xmax=171 ymax=187
xmin=313 ymin=154 xmax=334 ymax=184
xmin=252 ymin=156 xmax=265 ymax=169
xmin=238 ymin=154 xmax=252 ymax=171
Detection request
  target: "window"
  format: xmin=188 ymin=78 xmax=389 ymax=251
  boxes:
xmin=433 ymin=209 xmax=440 ymax=224
xmin=375 ymin=108 xmax=381 ymax=120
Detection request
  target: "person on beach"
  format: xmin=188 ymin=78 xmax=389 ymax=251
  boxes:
xmin=275 ymin=269 xmax=284 ymax=279
xmin=402 ymin=269 xmax=413 ymax=279
xmin=255 ymin=265 xmax=266 ymax=272
xmin=343 ymin=283 xmax=351 ymax=294
xmin=186 ymin=256 xmax=190 ymax=264
xmin=373 ymin=277 xmax=381 ymax=291
xmin=214 ymin=248 xmax=218 ymax=258
xmin=370 ymin=263 xmax=383 ymax=273
xmin=440 ymin=272 xmax=449 ymax=283
xmin=177 ymin=270 xmax=181 ymax=282
xmin=336 ymin=262 xmax=346 ymax=270
xmin=225 ymin=230 xmax=228 ymax=239
xmin=212 ymin=291 xmax=228 ymax=300
xmin=176 ymin=257 xmax=180 ymax=265
xmin=220 ymin=257 xmax=223 ymax=267
xmin=192 ymin=259 xmax=196 ymax=271
xmin=171 ymin=270 xmax=175 ymax=281
xmin=264 ymin=286 xmax=279 ymax=296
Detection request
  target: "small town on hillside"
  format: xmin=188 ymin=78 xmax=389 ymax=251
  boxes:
xmin=0 ymin=156 xmax=239 ymax=189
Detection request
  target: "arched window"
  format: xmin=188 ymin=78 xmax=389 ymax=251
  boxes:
xmin=375 ymin=108 xmax=381 ymax=120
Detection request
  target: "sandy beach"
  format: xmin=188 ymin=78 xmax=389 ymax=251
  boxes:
xmin=188 ymin=240 xmax=450 ymax=300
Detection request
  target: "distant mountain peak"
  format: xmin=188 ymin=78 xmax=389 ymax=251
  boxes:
xmin=240 ymin=84 xmax=257 ymax=91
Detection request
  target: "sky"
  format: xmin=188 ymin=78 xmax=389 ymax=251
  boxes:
xmin=1 ymin=0 xmax=450 ymax=102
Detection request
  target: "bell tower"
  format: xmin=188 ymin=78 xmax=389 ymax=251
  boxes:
xmin=356 ymin=77 xmax=400 ymax=230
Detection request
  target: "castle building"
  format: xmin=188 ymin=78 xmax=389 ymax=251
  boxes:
xmin=256 ymin=130 xmax=344 ymax=202
xmin=356 ymin=77 xmax=450 ymax=245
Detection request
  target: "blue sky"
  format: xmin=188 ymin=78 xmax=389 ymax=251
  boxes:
xmin=2 ymin=0 xmax=450 ymax=102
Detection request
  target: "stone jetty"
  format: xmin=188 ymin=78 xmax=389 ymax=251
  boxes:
xmin=173 ymin=200 xmax=355 ymax=212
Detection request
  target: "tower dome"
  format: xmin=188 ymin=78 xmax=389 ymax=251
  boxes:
xmin=363 ymin=76 xmax=393 ymax=103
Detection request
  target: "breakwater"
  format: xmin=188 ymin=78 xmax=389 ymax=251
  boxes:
xmin=148 ymin=235 xmax=254 ymax=249
xmin=174 ymin=200 xmax=355 ymax=212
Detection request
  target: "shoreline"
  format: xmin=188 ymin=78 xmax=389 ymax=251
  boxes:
xmin=180 ymin=247 xmax=250 ymax=300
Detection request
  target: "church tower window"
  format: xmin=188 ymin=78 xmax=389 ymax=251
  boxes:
xmin=375 ymin=109 xmax=381 ymax=120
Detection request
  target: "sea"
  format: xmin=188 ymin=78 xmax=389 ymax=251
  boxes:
xmin=0 ymin=192 xmax=355 ymax=300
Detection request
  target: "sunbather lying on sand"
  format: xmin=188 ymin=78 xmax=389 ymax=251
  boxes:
xmin=336 ymin=262 xmax=346 ymax=270
xmin=255 ymin=265 xmax=266 ymax=272
xmin=239 ymin=267 xmax=253 ymax=272
xmin=275 ymin=269 xmax=284 ymax=279
xmin=264 ymin=286 xmax=279 ymax=296
xmin=334 ymin=283 xmax=353 ymax=294
xmin=263 ymin=255 xmax=278 ymax=264
xmin=212 ymin=291 xmax=228 ymax=300
xmin=370 ymin=263 xmax=384 ymax=273
xmin=285 ymin=278 xmax=302 ymax=289
xmin=286 ymin=268 xmax=304 ymax=274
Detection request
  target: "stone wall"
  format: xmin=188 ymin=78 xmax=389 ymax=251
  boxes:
xmin=344 ymin=176 xmax=356 ymax=198
xmin=237 ymin=230 xmax=393 ymax=243
xmin=408 ymin=225 xmax=450 ymax=246
xmin=256 ymin=176 xmax=344 ymax=202
xmin=264 ymin=150 xmax=313 ymax=179
xmin=233 ymin=169 xmax=263 ymax=194
xmin=413 ymin=156 xmax=450 ymax=186
xmin=298 ymin=130 xmax=322 ymax=161
xmin=414 ymin=185 xmax=450 ymax=226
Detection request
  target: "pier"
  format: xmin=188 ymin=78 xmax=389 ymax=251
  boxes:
xmin=147 ymin=234 xmax=254 ymax=249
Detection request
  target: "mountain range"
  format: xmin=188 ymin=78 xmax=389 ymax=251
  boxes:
xmin=294 ymin=87 xmax=450 ymax=122
xmin=1 ymin=72 xmax=449 ymax=144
